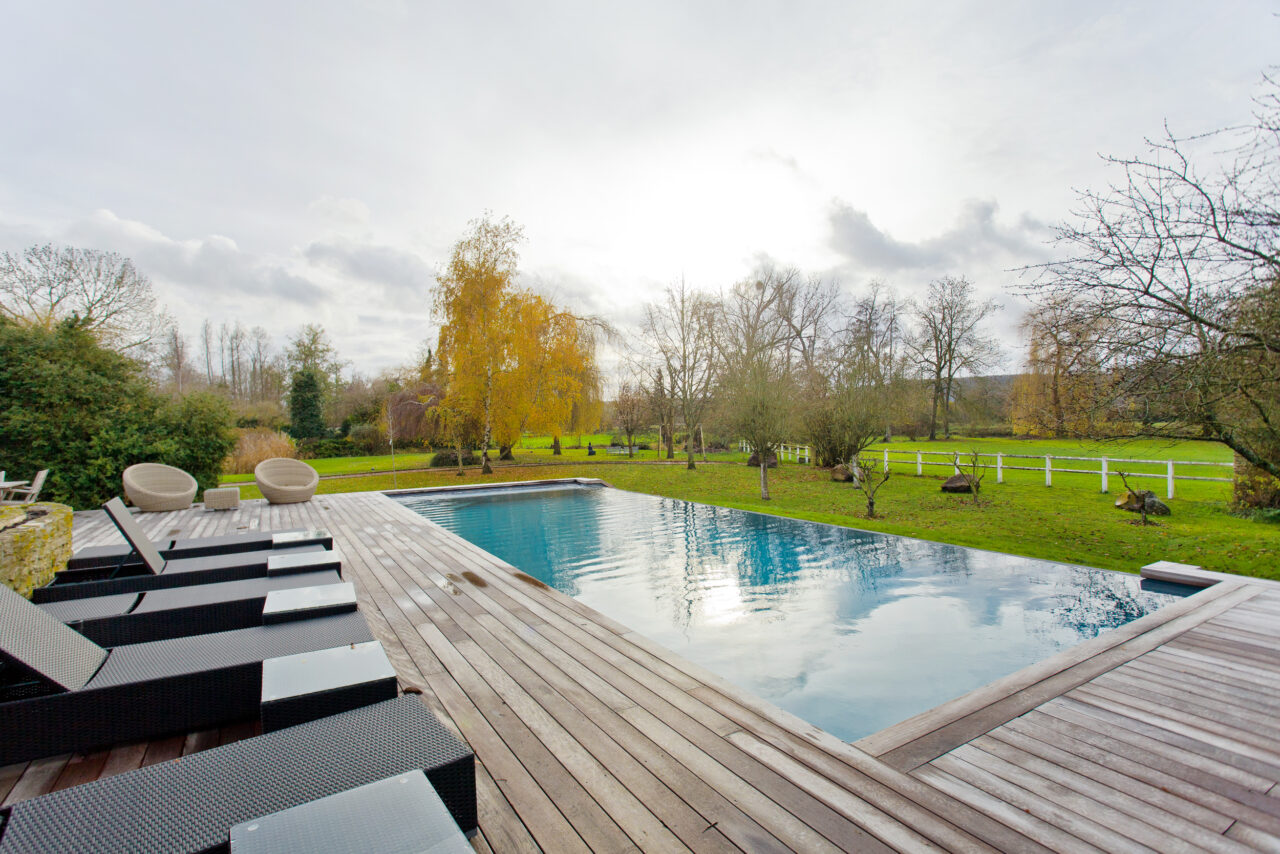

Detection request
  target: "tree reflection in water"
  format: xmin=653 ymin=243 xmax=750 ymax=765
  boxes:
xmin=399 ymin=484 xmax=1192 ymax=741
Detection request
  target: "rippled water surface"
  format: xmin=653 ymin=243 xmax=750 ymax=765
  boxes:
xmin=396 ymin=483 xmax=1191 ymax=741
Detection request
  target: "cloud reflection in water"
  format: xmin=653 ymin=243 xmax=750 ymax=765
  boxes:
xmin=399 ymin=484 xmax=1190 ymax=741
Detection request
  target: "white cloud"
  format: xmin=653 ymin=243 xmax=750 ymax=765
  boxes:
xmin=826 ymin=198 xmax=1051 ymax=275
xmin=65 ymin=210 xmax=328 ymax=306
xmin=0 ymin=1 xmax=1274 ymax=375
xmin=304 ymin=238 xmax=434 ymax=298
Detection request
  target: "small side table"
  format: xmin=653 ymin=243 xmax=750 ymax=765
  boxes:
xmin=229 ymin=770 xmax=472 ymax=853
xmin=266 ymin=549 xmax=341 ymax=576
xmin=262 ymin=582 xmax=357 ymax=624
xmin=260 ymin=640 xmax=398 ymax=732
xmin=204 ymin=487 xmax=241 ymax=510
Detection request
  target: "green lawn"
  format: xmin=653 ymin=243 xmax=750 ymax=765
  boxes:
xmin=869 ymin=436 xmax=1233 ymax=462
xmin=225 ymin=446 xmax=1278 ymax=581
xmin=864 ymin=436 xmax=1234 ymax=502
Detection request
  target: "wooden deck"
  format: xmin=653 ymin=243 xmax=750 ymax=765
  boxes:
xmin=6 ymin=484 xmax=1279 ymax=851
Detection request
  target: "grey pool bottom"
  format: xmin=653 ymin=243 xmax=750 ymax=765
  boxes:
xmin=396 ymin=483 xmax=1192 ymax=742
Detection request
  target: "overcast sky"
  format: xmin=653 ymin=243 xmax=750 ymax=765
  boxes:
xmin=1 ymin=2 xmax=1275 ymax=377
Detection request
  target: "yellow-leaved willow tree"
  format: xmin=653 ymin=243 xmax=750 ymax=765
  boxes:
xmin=433 ymin=214 xmax=601 ymax=472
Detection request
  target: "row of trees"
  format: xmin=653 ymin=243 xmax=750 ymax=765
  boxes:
xmin=630 ymin=270 xmax=1001 ymax=497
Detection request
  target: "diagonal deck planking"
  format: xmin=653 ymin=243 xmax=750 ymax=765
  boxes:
xmin=5 ymin=485 xmax=1278 ymax=852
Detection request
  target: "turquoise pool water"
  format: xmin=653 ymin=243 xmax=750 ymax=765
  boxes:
xmin=396 ymin=483 xmax=1191 ymax=741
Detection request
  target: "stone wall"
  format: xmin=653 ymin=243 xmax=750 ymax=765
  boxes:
xmin=0 ymin=502 xmax=73 ymax=597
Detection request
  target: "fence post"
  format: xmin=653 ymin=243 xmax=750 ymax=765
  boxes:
xmin=1045 ymin=455 xmax=1052 ymax=487
xmin=883 ymin=449 xmax=889 ymax=472
xmin=1167 ymin=460 xmax=1175 ymax=499
xmin=996 ymin=453 xmax=1003 ymax=484
xmin=916 ymin=452 xmax=922 ymax=476
xmin=1101 ymin=457 xmax=1108 ymax=494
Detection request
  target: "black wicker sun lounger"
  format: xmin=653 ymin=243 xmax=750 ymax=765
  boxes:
xmin=0 ymin=695 xmax=477 ymax=853
xmin=0 ymin=582 xmax=376 ymax=765
xmin=32 ymin=499 xmax=340 ymax=604
xmin=37 ymin=571 xmax=350 ymax=646
xmin=67 ymin=501 xmax=331 ymax=571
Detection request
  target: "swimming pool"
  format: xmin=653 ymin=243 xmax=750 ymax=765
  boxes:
xmin=396 ymin=482 xmax=1191 ymax=741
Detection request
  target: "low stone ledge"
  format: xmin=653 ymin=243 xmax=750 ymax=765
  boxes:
xmin=1 ymin=502 xmax=73 ymax=597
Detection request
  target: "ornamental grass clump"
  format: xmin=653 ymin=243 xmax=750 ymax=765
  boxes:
xmin=225 ymin=429 xmax=296 ymax=475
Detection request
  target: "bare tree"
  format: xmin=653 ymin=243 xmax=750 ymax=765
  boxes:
xmin=642 ymin=279 xmax=720 ymax=470
xmin=247 ymin=330 xmax=280 ymax=407
xmin=612 ymin=376 xmax=648 ymax=458
xmin=643 ymin=365 xmax=677 ymax=459
xmin=1030 ymin=74 xmax=1280 ymax=477
xmin=772 ymin=270 xmax=840 ymax=374
xmin=851 ymin=453 xmax=892 ymax=517
xmin=907 ymin=276 xmax=1000 ymax=440
xmin=200 ymin=319 xmax=216 ymax=385
xmin=160 ymin=321 xmax=189 ymax=395
xmin=846 ymin=282 xmax=907 ymax=441
xmin=286 ymin=323 xmax=346 ymax=385
xmin=717 ymin=273 xmax=797 ymax=499
xmin=1011 ymin=295 xmax=1106 ymax=437
xmin=0 ymin=243 xmax=160 ymax=352
xmin=217 ymin=322 xmax=230 ymax=387
xmin=227 ymin=323 xmax=248 ymax=399
xmin=953 ymin=448 xmax=988 ymax=506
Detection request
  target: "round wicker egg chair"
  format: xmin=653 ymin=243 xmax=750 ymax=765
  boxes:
xmin=122 ymin=463 xmax=198 ymax=512
xmin=254 ymin=458 xmax=319 ymax=504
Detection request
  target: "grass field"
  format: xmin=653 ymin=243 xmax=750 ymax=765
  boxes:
xmin=222 ymin=438 xmax=1277 ymax=581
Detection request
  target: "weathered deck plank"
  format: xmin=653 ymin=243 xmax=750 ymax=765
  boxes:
xmin=2 ymin=486 xmax=1271 ymax=853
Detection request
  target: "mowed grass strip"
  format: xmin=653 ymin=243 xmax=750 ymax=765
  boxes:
xmin=228 ymin=451 xmax=1277 ymax=581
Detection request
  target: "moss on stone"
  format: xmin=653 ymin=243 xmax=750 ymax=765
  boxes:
xmin=0 ymin=502 xmax=72 ymax=598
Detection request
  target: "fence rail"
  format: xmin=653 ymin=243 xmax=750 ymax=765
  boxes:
xmin=738 ymin=441 xmax=1232 ymax=499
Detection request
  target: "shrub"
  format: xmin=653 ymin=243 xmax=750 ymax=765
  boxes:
xmin=225 ymin=429 xmax=296 ymax=475
xmin=151 ymin=392 xmax=237 ymax=491
xmin=963 ymin=424 xmax=1015 ymax=438
xmin=430 ymin=449 xmax=479 ymax=467
xmin=232 ymin=399 xmax=288 ymax=430
xmin=1234 ymin=454 xmax=1280 ymax=510
xmin=347 ymin=423 xmax=389 ymax=455
xmin=295 ymin=437 xmax=362 ymax=459
xmin=0 ymin=318 xmax=235 ymax=508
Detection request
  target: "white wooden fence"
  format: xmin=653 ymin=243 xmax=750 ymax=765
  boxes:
xmin=738 ymin=441 xmax=1232 ymax=499
xmin=737 ymin=440 xmax=810 ymax=463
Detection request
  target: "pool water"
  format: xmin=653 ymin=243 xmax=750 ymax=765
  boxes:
xmin=396 ymin=483 xmax=1192 ymax=741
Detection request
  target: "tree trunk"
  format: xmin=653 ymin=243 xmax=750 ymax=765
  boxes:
xmin=482 ymin=363 xmax=494 ymax=473
xmin=552 ymin=436 xmax=561 ymax=456
xmin=665 ymin=417 xmax=674 ymax=459
xmin=928 ymin=378 xmax=940 ymax=440
xmin=866 ymin=497 xmax=875 ymax=517
xmin=499 ymin=444 xmax=514 ymax=461
xmin=759 ymin=460 xmax=770 ymax=500
xmin=686 ymin=442 xmax=696 ymax=470
xmin=941 ymin=378 xmax=952 ymax=438
xmin=626 ymin=431 xmax=634 ymax=458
